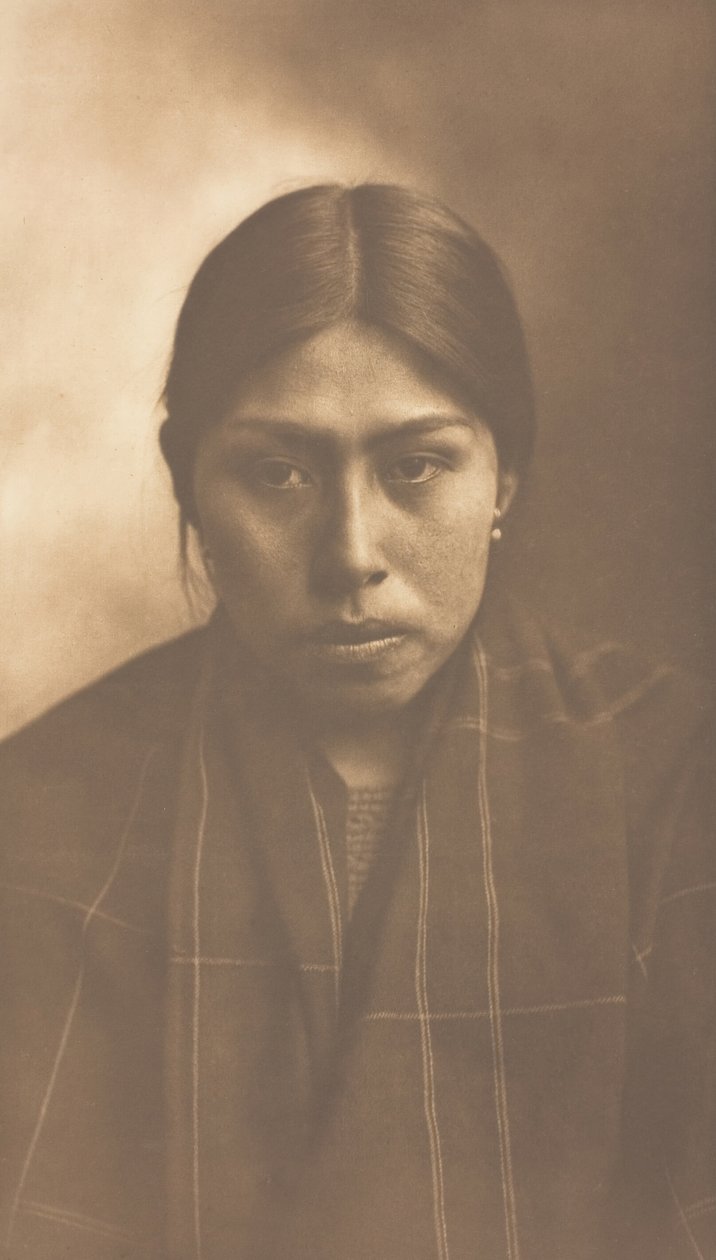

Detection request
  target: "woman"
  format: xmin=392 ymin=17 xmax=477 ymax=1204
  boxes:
xmin=1 ymin=184 xmax=713 ymax=1260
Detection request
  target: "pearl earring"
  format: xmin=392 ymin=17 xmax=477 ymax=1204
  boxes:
xmin=491 ymin=508 xmax=503 ymax=542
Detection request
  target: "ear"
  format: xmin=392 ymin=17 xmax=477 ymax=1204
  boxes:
xmin=496 ymin=468 xmax=519 ymax=518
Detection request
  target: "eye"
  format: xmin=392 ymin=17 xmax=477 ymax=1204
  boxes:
xmin=252 ymin=458 xmax=313 ymax=489
xmin=385 ymin=454 xmax=447 ymax=484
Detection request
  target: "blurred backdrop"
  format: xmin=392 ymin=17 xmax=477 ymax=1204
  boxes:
xmin=2 ymin=0 xmax=714 ymax=736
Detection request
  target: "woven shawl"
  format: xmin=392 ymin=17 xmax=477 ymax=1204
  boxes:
xmin=161 ymin=602 xmax=696 ymax=1260
xmin=2 ymin=595 xmax=714 ymax=1259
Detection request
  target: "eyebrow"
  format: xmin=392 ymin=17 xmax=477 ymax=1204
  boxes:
xmin=223 ymin=413 xmax=478 ymax=446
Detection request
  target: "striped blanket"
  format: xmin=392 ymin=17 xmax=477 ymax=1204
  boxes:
xmin=1 ymin=595 xmax=714 ymax=1258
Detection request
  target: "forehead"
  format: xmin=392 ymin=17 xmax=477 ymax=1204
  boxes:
xmin=224 ymin=321 xmax=477 ymax=434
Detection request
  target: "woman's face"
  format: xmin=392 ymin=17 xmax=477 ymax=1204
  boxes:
xmin=193 ymin=321 xmax=516 ymax=720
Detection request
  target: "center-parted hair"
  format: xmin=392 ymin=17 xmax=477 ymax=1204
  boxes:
xmin=160 ymin=183 xmax=535 ymax=527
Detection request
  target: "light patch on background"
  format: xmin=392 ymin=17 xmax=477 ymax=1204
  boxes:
xmin=1 ymin=0 xmax=413 ymax=733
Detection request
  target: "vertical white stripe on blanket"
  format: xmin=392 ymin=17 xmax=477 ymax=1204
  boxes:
xmin=416 ymin=782 xmax=450 ymax=1260
xmin=665 ymin=1163 xmax=707 ymax=1260
xmin=474 ymin=643 xmax=521 ymax=1260
xmin=308 ymin=781 xmax=343 ymax=1006
xmin=6 ymin=743 xmax=159 ymax=1251
xmin=191 ymin=723 xmax=210 ymax=1260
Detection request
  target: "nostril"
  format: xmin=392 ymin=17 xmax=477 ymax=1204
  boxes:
xmin=365 ymin=570 xmax=388 ymax=587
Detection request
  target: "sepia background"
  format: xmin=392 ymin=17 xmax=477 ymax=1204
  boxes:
xmin=2 ymin=0 xmax=714 ymax=737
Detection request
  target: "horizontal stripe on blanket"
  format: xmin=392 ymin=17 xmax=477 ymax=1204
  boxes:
xmin=169 ymin=953 xmax=337 ymax=971
xmin=19 ymin=1201 xmax=135 ymax=1242
xmin=364 ymin=995 xmax=626 ymax=1019
xmin=482 ymin=640 xmax=624 ymax=680
xmin=659 ymin=881 xmax=716 ymax=908
xmin=684 ymin=1199 xmax=716 ymax=1222
xmin=0 ymin=881 xmax=152 ymax=935
xmin=444 ymin=663 xmax=673 ymax=741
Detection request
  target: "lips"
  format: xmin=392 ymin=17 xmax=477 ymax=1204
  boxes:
xmin=297 ymin=618 xmax=413 ymax=666
xmin=305 ymin=618 xmax=412 ymax=646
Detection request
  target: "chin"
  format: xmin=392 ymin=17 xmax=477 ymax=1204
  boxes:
xmin=292 ymin=668 xmax=433 ymax=723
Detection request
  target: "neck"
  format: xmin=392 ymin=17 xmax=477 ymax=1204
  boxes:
xmin=289 ymin=662 xmax=449 ymax=792
xmin=317 ymin=710 xmax=413 ymax=790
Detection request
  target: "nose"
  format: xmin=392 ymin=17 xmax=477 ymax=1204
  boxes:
xmin=311 ymin=474 xmax=389 ymax=597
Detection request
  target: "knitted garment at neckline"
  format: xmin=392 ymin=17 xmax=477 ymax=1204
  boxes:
xmin=345 ymin=785 xmax=397 ymax=913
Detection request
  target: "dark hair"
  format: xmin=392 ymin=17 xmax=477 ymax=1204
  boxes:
xmin=160 ymin=183 xmax=535 ymax=533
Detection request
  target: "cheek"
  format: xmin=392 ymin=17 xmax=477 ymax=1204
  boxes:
xmin=419 ymin=541 xmax=491 ymax=629
xmin=198 ymin=489 xmax=298 ymax=586
xmin=404 ymin=497 xmax=494 ymax=600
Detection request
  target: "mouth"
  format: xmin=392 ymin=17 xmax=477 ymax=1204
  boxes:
xmin=299 ymin=619 xmax=411 ymax=663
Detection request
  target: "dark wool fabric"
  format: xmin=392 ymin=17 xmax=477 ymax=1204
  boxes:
xmin=1 ymin=595 xmax=714 ymax=1260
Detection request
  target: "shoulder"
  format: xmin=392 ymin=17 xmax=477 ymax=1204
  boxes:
xmin=0 ymin=627 xmax=208 ymax=888
xmin=0 ymin=626 xmax=208 ymax=766
xmin=553 ymin=634 xmax=711 ymax=767
xmin=478 ymin=593 xmax=713 ymax=832
xmin=524 ymin=623 xmax=714 ymax=920
xmin=480 ymin=592 xmax=711 ymax=740
xmin=554 ymin=633 xmax=712 ymax=804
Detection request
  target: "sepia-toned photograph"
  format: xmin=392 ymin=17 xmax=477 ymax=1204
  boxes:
xmin=1 ymin=3 xmax=714 ymax=1257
